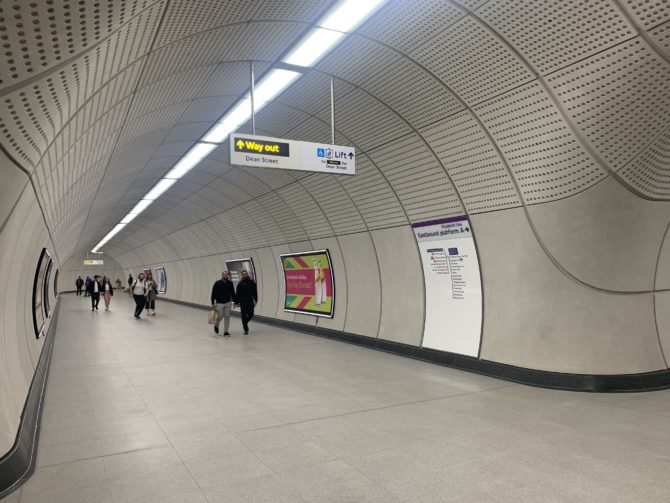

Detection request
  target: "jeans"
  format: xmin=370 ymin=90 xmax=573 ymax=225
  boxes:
xmin=133 ymin=294 xmax=146 ymax=317
xmin=240 ymin=302 xmax=254 ymax=332
xmin=215 ymin=302 xmax=232 ymax=332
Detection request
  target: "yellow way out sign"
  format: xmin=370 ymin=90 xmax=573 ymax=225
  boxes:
xmin=229 ymin=133 xmax=355 ymax=175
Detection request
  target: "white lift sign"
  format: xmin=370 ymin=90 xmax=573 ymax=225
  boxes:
xmin=230 ymin=133 xmax=355 ymax=175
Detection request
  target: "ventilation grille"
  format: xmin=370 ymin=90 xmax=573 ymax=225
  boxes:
xmin=411 ymin=16 xmax=535 ymax=106
xmin=474 ymin=81 xmax=607 ymax=203
xmin=360 ymin=0 xmax=464 ymax=53
xmin=547 ymin=39 xmax=670 ymax=171
xmin=339 ymin=154 xmax=408 ymax=229
xmin=363 ymin=57 xmax=464 ymax=130
xmin=477 ymin=0 xmax=635 ymax=74
xmin=420 ymin=110 xmax=521 ymax=213
xmin=620 ymin=126 xmax=670 ymax=198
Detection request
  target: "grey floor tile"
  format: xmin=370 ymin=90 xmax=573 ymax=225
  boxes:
xmin=22 ymin=295 xmax=670 ymax=502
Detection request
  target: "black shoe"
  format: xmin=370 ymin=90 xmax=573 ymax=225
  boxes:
xmin=92 ymin=308 xmax=95 ymax=311
xmin=224 ymin=332 xmax=230 ymax=337
xmin=214 ymin=325 xmax=219 ymax=334
xmin=244 ymin=330 xmax=248 ymax=335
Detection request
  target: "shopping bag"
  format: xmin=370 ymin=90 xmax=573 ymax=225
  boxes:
xmin=208 ymin=307 xmax=217 ymax=324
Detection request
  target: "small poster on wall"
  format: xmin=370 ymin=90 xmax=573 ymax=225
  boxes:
xmin=155 ymin=267 xmax=167 ymax=294
xmin=280 ymin=250 xmax=334 ymax=318
xmin=225 ymin=258 xmax=256 ymax=289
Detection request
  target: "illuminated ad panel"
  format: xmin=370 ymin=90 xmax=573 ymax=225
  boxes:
xmin=413 ymin=216 xmax=483 ymax=357
xmin=225 ymin=258 xmax=256 ymax=290
xmin=281 ymin=250 xmax=334 ymax=318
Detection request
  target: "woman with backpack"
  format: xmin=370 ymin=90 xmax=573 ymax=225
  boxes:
xmin=130 ymin=272 xmax=147 ymax=319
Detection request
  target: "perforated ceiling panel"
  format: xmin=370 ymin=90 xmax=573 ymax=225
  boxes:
xmin=474 ymin=81 xmax=607 ymax=203
xmin=420 ymin=110 xmax=521 ymax=213
xmin=620 ymin=126 xmax=670 ymax=198
xmin=276 ymin=183 xmax=333 ymax=239
xmin=317 ymin=88 xmax=412 ymax=151
xmin=620 ymin=0 xmax=670 ymax=28
xmin=339 ymin=154 xmax=408 ymax=230
xmin=367 ymin=134 xmax=464 ymax=222
xmin=650 ymin=20 xmax=670 ymax=58
xmin=411 ymin=16 xmax=535 ymax=106
xmin=360 ymin=0 xmax=464 ymax=53
xmin=0 ymin=0 xmax=162 ymax=89
xmin=363 ymin=57 xmax=464 ymax=130
xmin=316 ymin=36 xmax=401 ymax=87
xmin=477 ymin=0 xmax=635 ymax=74
xmin=547 ymin=38 xmax=670 ymax=171
xmin=299 ymin=174 xmax=367 ymax=235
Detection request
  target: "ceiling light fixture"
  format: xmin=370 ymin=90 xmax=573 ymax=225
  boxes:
xmin=91 ymin=0 xmax=387 ymax=253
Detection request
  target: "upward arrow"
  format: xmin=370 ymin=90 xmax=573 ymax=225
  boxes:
xmin=236 ymin=139 xmax=245 ymax=149
xmin=348 ymin=152 xmax=354 ymax=160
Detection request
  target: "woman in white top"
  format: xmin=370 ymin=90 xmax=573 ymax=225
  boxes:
xmin=101 ymin=275 xmax=114 ymax=311
xmin=131 ymin=272 xmax=147 ymax=319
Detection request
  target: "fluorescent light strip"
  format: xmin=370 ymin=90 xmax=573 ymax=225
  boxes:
xmin=165 ymin=142 xmax=218 ymax=178
xmin=283 ymin=0 xmax=387 ymax=67
xmin=91 ymin=0 xmax=387 ymax=253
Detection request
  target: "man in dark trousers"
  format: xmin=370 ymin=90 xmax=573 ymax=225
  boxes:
xmin=87 ymin=275 xmax=102 ymax=311
xmin=211 ymin=271 xmax=237 ymax=337
xmin=75 ymin=276 xmax=84 ymax=295
xmin=235 ymin=269 xmax=258 ymax=335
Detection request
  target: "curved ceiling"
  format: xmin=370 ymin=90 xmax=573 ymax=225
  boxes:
xmin=1 ymin=0 xmax=669 ymax=264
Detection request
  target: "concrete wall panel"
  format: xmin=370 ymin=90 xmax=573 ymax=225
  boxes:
xmin=528 ymin=178 xmax=670 ymax=292
xmin=339 ymin=232 xmax=381 ymax=338
xmin=475 ymin=208 xmax=665 ymax=374
xmin=371 ymin=226 xmax=424 ymax=346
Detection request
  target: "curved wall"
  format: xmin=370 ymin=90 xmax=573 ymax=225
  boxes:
xmin=0 ymin=152 xmax=59 ymax=457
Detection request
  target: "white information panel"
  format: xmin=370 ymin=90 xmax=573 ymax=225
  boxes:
xmin=413 ymin=216 xmax=482 ymax=357
xmin=229 ymin=133 xmax=355 ymax=175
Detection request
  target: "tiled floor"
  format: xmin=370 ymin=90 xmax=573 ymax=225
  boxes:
xmin=10 ymin=294 xmax=670 ymax=502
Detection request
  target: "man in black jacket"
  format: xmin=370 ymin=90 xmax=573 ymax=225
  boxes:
xmin=211 ymin=271 xmax=237 ymax=336
xmin=235 ymin=270 xmax=258 ymax=335
xmin=75 ymin=276 xmax=84 ymax=295
xmin=87 ymin=275 xmax=102 ymax=311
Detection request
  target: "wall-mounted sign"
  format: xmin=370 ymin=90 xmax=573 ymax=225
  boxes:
xmin=83 ymin=259 xmax=104 ymax=265
xmin=413 ymin=216 xmax=482 ymax=357
xmin=225 ymin=258 xmax=256 ymax=290
xmin=230 ymin=133 xmax=355 ymax=175
xmin=281 ymin=250 xmax=335 ymax=318
xmin=32 ymin=248 xmax=51 ymax=339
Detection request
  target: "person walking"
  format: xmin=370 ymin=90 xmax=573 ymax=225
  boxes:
xmin=101 ymin=275 xmax=114 ymax=310
xmin=211 ymin=271 xmax=237 ymax=336
xmin=235 ymin=269 xmax=258 ymax=335
xmin=130 ymin=272 xmax=147 ymax=319
xmin=127 ymin=274 xmax=133 ymax=293
xmin=87 ymin=275 xmax=102 ymax=311
xmin=75 ymin=276 xmax=84 ymax=296
xmin=84 ymin=276 xmax=91 ymax=297
xmin=145 ymin=271 xmax=158 ymax=316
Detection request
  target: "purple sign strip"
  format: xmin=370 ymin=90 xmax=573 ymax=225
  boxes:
xmin=411 ymin=215 xmax=468 ymax=229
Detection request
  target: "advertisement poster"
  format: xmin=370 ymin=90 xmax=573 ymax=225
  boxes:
xmin=155 ymin=267 xmax=167 ymax=294
xmin=281 ymin=250 xmax=334 ymax=318
xmin=225 ymin=258 xmax=256 ymax=289
xmin=413 ymin=216 xmax=482 ymax=357
xmin=32 ymin=248 xmax=51 ymax=339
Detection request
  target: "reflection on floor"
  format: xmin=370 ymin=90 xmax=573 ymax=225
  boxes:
xmin=12 ymin=294 xmax=670 ymax=502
